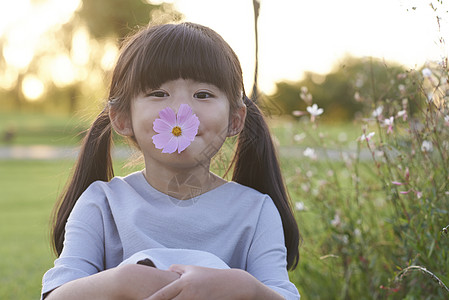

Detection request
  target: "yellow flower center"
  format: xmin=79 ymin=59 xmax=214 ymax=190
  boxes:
xmin=172 ymin=126 xmax=182 ymax=137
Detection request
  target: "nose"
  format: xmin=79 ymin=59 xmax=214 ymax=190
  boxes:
xmin=169 ymin=94 xmax=194 ymax=115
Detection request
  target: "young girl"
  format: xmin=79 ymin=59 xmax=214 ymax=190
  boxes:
xmin=41 ymin=22 xmax=301 ymax=300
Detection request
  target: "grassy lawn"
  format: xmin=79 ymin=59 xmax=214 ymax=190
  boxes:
xmin=0 ymin=111 xmax=365 ymax=147
xmin=0 ymin=111 xmax=90 ymax=146
xmin=0 ymin=159 xmax=142 ymax=299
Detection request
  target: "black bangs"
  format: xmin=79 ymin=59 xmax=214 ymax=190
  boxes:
xmin=136 ymin=23 xmax=241 ymax=101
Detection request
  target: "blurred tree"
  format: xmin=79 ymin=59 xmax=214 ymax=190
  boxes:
xmin=268 ymin=56 xmax=408 ymax=121
xmin=78 ymin=0 xmax=181 ymax=39
xmin=0 ymin=0 xmax=181 ymax=113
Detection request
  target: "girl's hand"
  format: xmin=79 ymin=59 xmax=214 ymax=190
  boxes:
xmin=144 ymin=264 xmax=256 ymax=300
xmin=46 ymin=264 xmax=180 ymax=300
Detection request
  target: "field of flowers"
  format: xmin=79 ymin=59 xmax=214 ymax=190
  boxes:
xmin=281 ymin=62 xmax=449 ymax=299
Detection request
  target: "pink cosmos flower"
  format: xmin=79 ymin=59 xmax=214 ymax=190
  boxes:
xmin=152 ymin=104 xmax=200 ymax=154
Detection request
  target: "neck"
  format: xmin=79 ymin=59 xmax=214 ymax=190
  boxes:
xmin=143 ymin=158 xmax=226 ymax=200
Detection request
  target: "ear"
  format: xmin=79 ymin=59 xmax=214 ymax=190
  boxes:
xmin=227 ymin=105 xmax=247 ymax=137
xmin=109 ymin=108 xmax=134 ymax=137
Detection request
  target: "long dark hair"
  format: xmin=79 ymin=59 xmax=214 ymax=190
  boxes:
xmin=51 ymin=22 xmax=300 ymax=269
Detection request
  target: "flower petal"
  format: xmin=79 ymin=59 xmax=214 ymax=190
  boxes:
xmin=162 ymin=137 xmax=178 ymax=154
xmin=152 ymin=132 xmax=173 ymax=149
xmin=181 ymin=126 xmax=198 ymax=141
xmin=158 ymin=107 xmax=177 ymax=126
xmin=177 ymin=136 xmax=192 ymax=153
xmin=153 ymin=118 xmax=173 ymax=134
xmin=181 ymin=116 xmax=200 ymax=137
xmin=177 ymin=104 xmax=193 ymax=126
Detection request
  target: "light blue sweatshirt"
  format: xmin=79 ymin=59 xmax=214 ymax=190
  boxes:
xmin=42 ymin=171 xmax=300 ymax=299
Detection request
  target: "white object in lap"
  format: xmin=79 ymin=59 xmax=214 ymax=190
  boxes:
xmin=119 ymin=248 xmax=231 ymax=270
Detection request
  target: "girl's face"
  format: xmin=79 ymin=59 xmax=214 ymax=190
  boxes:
xmin=119 ymin=78 xmax=242 ymax=169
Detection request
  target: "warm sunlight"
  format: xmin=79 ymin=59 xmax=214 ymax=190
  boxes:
xmin=0 ymin=0 xmax=447 ymax=94
xmin=22 ymin=74 xmax=45 ymax=101
xmin=101 ymin=41 xmax=119 ymax=71
xmin=0 ymin=0 xmax=81 ymax=86
xmin=51 ymin=55 xmax=76 ymax=88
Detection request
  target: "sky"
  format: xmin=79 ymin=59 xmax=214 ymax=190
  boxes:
xmin=0 ymin=0 xmax=448 ymax=96
xmin=168 ymin=0 xmax=448 ymax=93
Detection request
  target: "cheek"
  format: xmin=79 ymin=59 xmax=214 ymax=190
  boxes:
xmin=198 ymin=116 xmax=229 ymax=141
xmin=131 ymin=112 xmax=159 ymax=138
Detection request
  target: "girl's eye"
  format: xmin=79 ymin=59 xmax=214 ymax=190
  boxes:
xmin=147 ymin=91 xmax=169 ymax=98
xmin=194 ymin=91 xmax=214 ymax=99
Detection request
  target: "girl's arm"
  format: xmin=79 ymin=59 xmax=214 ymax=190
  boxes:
xmin=46 ymin=264 xmax=180 ymax=300
xmin=146 ymin=264 xmax=284 ymax=300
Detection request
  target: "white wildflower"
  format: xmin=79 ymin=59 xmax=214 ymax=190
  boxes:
xmin=372 ymin=106 xmax=383 ymax=118
xmin=294 ymin=133 xmax=306 ymax=142
xmin=360 ymin=132 xmax=375 ymax=141
xmin=306 ymin=104 xmax=324 ymax=116
xmin=421 ymin=140 xmax=433 ymax=152
xmin=422 ymin=68 xmax=432 ymax=77
xmin=360 ymin=132 xmax=376 ymax=142
xmin=331 ymin=214 xmax=341 ymax=227
xmin=303 ymin=147 xmax=317 ymax=159
xmin=295 ymin=202 xmax=306 ymax=211
xmin=384 ymin=116 xmax=394 ymax=126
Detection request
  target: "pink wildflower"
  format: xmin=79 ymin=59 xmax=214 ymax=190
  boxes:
xmin=292 ymin=110 xmax=306 ymax=117
xmin=392 ymin=181 xmax=404 ymax=186
xmin=384 ymin=117 xmax=394 ymax=134
xmin=152 ymin=104 xmax=200 ymax=154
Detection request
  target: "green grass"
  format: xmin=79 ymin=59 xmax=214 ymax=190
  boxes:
xmin=0 ymin=160 xmax=69 ymax=299
xmin=0 ymin=159 xmax=142 ymax=300
xmin=0 ymin=112 xmax=90 ymax=146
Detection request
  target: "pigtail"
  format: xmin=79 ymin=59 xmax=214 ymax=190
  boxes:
xmin=231 ymin=95 xmax=301 ymax=270
xmin=50 ymin=108 xmax=114 ymax=256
